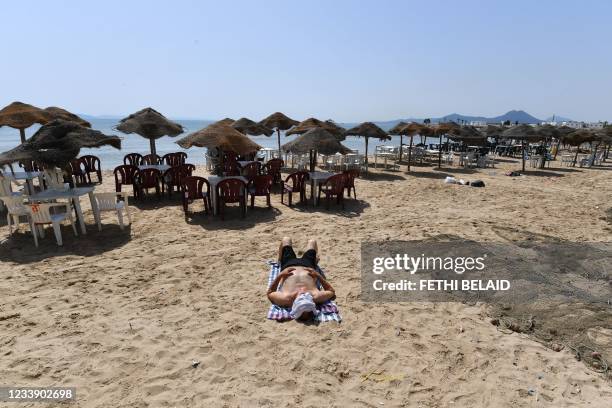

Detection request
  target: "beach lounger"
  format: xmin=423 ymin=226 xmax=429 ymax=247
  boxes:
xmin=266 ymin=261 xmax=342 ymax=323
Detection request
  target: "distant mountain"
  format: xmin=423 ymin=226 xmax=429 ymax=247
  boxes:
xmin=545 ymin=115 xmax=572 ymax=122
xmin=341 ymin=110 xmax=544 ymax=131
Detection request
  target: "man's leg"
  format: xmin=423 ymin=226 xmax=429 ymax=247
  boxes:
xmin=301 ymin=238 xmax=319 ymax=269
xmin=278 ymin=236 xmax=298 ymax=270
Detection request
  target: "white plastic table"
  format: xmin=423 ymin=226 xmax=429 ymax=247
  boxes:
xmin=138 ymin=164 xmax=171 ymax=172
xmin=308 ymin=171 xmax=335 ymax=205
xmin=207 ymin=176 xmax=248 ymax=215
xmin=28 ymin=186 xmax=97 ymax=235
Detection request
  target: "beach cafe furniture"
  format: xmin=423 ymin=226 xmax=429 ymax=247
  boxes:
xmin=240 ymin=161 xmax=261 ymax=182
xmin=28 ymin=202 xmax=78 ymax=247
xmin=134 ymin=168 xmax=162 ymax=199
xmin=247 ymin=175 xmax=273 ymax=209
xmin=124 ymin=153 xmax=143 ymax=166
xmin=308 ymin=171 xmax=336 ymax=205
xmin=79 ymin=155 xmax=103 ymax=184
xmin=114 ymin=165 xmax=139 ymax=197
xmin=28 ymin=186 xmax=98 ymax=235
xmin=1 ymin=196 xmax=36 ymax=238
xmin=342 ymin=169 xmax=359 ymax=199
xmin=263 ymin=158 xmax=284 ymax=185
xmin=281 ymin=171 xmax=309 ymax=206
xmin=92 ymin=192 xmax=132 ymax=231
xmin=213 ymin=177 xmax=248 ymax=219
xmin=317 ymin=173 xmax=346 ymax=209
xmin=142 ymin=153 xmax=162 ymax=165
xmin=373 ymin=146 xmax=400 ymax=170
xmin=181 ymin=176 xmax=211 ymax=215
xmin=162 ymin=163 xmax=195 ymax=196
xmin=162 ymin=152 xmax=187 ymax=166
xmin=2 ymin=171 xmax=42 ymax=195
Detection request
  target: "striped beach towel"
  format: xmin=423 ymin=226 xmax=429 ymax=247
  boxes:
xmin=266 ymin=261 xmax=342 ymax=323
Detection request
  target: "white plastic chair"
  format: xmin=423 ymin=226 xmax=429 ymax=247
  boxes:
xmin=42 ymin=168 xmax=66 ymax=190
xmin=28 ymin=202 xmax=77 ymax=247
xmin=92 ymin=192 xmax=132 ymax=231
xmin=1 ymin=196 xmax=36 ymax=238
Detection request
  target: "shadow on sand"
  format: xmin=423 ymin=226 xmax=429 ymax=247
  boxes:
xmin=0 ymin=224 xmax=132 ymax=263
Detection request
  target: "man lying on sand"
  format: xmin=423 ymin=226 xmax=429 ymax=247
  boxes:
xmin=267 ymin=237 xmax=336 ymax=321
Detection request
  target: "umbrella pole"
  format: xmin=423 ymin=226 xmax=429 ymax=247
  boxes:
xmin=149 ymin=138 xmax=157 ymax=156
xmin=553 ymin=138 xmax=562 ymax=160
xmin=364 ymin=137 xmax=369 ymax=174
xmin=19 ymin=128 xmax=26 ymax=143
xmin=407 ymin=136 xmax=413 ymax=172
xmin=438 ymin=133 xmax=443 ymax=169
xmin=309 ymin=150 xmax=314 ymax=172
xmin=277 ymin=129 xmax=281 ymax=159
xmin=398 ymin=135 xmax=403 ymax=164
xmin=521 ymin=139 xmax=526 ymax=172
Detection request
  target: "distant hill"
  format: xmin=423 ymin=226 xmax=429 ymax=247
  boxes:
xmin=341 ymin=110 xmax=544 ymax=131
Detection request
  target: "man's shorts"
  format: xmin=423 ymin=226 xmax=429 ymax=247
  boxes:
xmin=280 ymin=246 xmax=317 ymax=270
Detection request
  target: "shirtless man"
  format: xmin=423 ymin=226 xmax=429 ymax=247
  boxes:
xmin=267 ymin=237 xmax=335 ymax=320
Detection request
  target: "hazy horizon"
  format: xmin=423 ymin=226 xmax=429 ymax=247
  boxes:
xmin=2 ymin=0 xmax=611 ymax=123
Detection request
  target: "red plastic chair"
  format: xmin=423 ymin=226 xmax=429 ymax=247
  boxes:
xmin=114 ymin=165 xmax=139 ymax=198
xmin=123 ymin=153 xmax=143 ymax=166
xmin=224 ymin=151 xmax=238 ymax=163
xmin=281 ymin=171 xmax=309 ymax=206
xmin=69 ymin=159 xmax=87 ymax=185
xmin=182 ymin=176 xmax=210 ymax=215
xmin=19 ymin=159 xmax=43 ymax=172
xmin=247 ymin=175 xmax=273 ymax=209
xmin=241 ymin=162 xmax=261 ymax=181
xmin=163 ymin=164 xmax=195 ymax=196
xmin=342 ymin=169 xmax=359 ymax=199
xmin=134 ymin=168 xmax=162 ymax=199
xmin=142 ymin=154 xmax=162 ymax=165
xmin=317 ymin=173 xmax=346 ymax=209
xmin=162 ymin=152 xmax=187 ymax=167
xmin=224 ymin=160 xmax=241 ymax=176
xmin=216 ymin=178 xmax=247 ymax=220
xmin=79 ymin=155 xmax=103 ymax=184
xmin=263 ymin=158 xmax=284 ymax=185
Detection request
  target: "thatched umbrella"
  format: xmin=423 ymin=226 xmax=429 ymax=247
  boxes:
xmin=214 ymin=118 xmax=236 ymax=126
xmin=483 ymin=125 xmax=504 ymax=139
xmin=282 ymin=127 xmax=351 ymax=172
xmin=44 ymin=107 xmax=91 ymax=127
xmin=259 ymin=112 xmax=299 ymax=156
xmin=344 ymin=122 xmax=390 ymax=173
xmin=446 ymin=126 xmax=487 ymax=145
xmin=389 ymin=122 xmax=431 ymax=171
xmin=562 ymin=129 xmax=599 ymax=166
xmin=434 ymin=122 xmax=462 ymax=168
xmin=286 ymin=117 xmax=345 ymax=139
xmin=501 ymin=124 xmax=540 ymax=171
xmin=116 ymin=107 xmax=184 ymax=156
xmin=0 ymin=119 xmax=121 ymax=169
xmin=0 ymin=101 xmax=52 ymax=143
xmin=551 ymin=125 xmax=579 ymax=159
xmin=177 ymin=124 xmax=261 ymax=175
xmin=232 ymin=117 xmax=273 ymax=136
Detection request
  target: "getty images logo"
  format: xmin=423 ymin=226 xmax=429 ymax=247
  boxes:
xmin=372 ymin=254 xmax=487 ymax=275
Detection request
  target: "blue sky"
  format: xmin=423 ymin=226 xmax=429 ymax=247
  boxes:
xmin=1 ymin=0 xmax=610 ymax=122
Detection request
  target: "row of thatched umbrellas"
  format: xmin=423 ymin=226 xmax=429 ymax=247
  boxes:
xmin=0 ymin=101 xmax=609 ymax=173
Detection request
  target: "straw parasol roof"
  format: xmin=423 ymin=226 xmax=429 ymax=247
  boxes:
xmin=116 ymin=107 xmax=184 ymax=155
xmin=44 ymin=106 xmax=91 ymax=127
xmin=0 ymin=101 xmax=53 ymax=143
xmin=0 ymin=101 xmax=52 ymax=130
xmin=344 ymin=122 xmax=390 ymax=141
xmin=232 ymin=117 xmax=273 ymax=136
xmin=281 ymin=128 xmax=351 ymax=155
xmin=483 ymin=125 xmax=504 ymax=139
xmin=285 ymin=117 xmax=345 ymax=138
xmin=259 ymin=112 xmax=299 ymax=131
xmin=536 ymin=124 xmax=561 ymax=139
xmin=561 ymin=129 xmax=598 ymax=146
xmin=0 ymin=119 xmax=120 ymax=168
xmin=434 ymin=121 xmax=461 ymax=136
xmin=213 ymin=118 xmax=236 ymax=126
xmin=446 ymin=126 xmax=487 ymax=144
xmin=501 ymin=124 xmax=542 ymax=141
xmin=177 ymin=124 xmax=262 ymax=155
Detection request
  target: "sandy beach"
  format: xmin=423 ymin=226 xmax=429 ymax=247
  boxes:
xmin=1 ymin=157 xmax=611 ymax=407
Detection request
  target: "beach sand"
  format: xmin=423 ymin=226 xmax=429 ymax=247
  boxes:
xmin=1 ymin=157 xmax=611 ymax=407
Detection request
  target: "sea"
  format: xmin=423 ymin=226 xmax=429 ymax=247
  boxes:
xmin=0 ymin=118 xmax=438 ymax=170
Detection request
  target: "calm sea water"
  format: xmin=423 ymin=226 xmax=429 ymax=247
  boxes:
xmin=0 ymin=118 xmax=438 ymax=169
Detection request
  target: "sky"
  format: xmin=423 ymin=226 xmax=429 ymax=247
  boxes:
xmin=1 ymin=0 xmax=611 ymax=122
